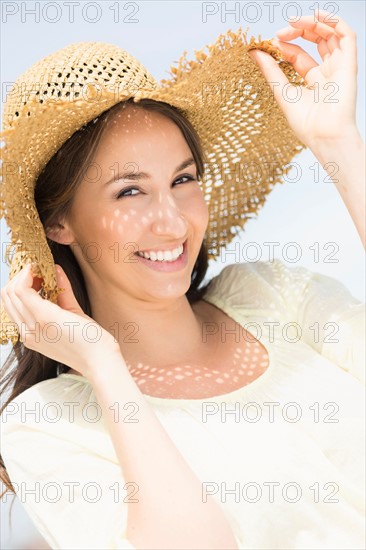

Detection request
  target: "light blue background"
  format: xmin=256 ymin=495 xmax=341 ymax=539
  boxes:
xmin=1 ymin=1 xmax=365 ymax=548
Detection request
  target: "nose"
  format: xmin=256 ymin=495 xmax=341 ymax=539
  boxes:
xmin=150 ymin=193 xmax=188 ymax=238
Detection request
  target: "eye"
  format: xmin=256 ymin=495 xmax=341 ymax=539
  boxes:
xmin=115 ymin=174 xmax=197 ymax=199
xmin=116 ymin=186 xmax=140 ymax=199
xmin=174 ymin=174 xmax=195 ymax=187
xmin=173 ymin=174 xmax=196 ymax=186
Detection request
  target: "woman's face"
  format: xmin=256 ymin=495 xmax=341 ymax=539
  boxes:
xmin=57 ymin=105 xmax=209 ymax=303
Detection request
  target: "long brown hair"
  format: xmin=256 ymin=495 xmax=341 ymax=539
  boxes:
xmin=0 ymin=97 xmax=213 ymax=498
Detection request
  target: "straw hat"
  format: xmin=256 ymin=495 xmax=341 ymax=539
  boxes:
xmin=0 ymin=28 xmax=306 ymax=345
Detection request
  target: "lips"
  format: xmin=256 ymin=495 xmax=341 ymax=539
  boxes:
xmin=134 ymin=239 xmax=188 ymax=271
xmin=134 ymin=239 xmax=187 ymax=258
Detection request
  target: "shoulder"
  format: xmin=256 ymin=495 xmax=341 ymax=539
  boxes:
xmin=211 ymin=257 xmax=315 ymax=286
xmin=203 ymin=258 xmax=314 ymax=311
xmin=1 ymin=374 xmax=95 ymax=437
xmin=0 ymin=374 xmax=107 ymax=484
xmin=0 ymin=378 xmax=132 ymax=550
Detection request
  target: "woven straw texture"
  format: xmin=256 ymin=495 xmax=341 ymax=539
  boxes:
xmin=0 ymin=28 xmax=306 ymax=345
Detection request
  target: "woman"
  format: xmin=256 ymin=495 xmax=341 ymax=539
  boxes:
xmin=0 ymin=10 xmax=365 ymax=550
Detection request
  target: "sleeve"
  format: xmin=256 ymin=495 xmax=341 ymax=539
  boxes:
xmin=0 ymin=388 xmax=137 ymax=550
xmin=254 ymin=259 xmax=365 ymax=385
xmin=279 ymin=262 xmax=366 ymax=384
xmin=205 ymin=259 xmax=365 ymax=385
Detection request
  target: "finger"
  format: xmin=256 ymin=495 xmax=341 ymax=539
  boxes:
xmin=276 ymin=26 xmax=319 ymax=43
xmin=4 ymin=288 xmax=35 ymax=330
xmin=270 ymin=39 xmax=318 ymax=79
xmin=247 ymin=49 xmax=298 ymax=116
xmin=277 ymin=34 xmax=331 ymax=63
xmin=302 ymin=10 xmax=355 ymax=58
xmin=316 ymin=10 xmax=357 ymax=71
xmin=285 ymin=16 xmax=341 ymax=53
xmin=54 ymin=264 xmax=83 ymax=314
xmin=7 ymin=263 xmax=43 ymax=294
xmin=288 ymin=15 xmax=337 ymax=39
xmin=7 ymin=263 xmax=42 ymax=298
xmin=317 ymin=38 xmax=331 ymax=60
xmin=1 ymin=289 xmax=22 ymax=327
xmin=323 ymin=33 xmax=340 ymax=54
xmin=276 ymin=24 xmax=340 ymax=54
xmin=315 ymin=9 xmax=356 ymax=39
xmin=1 ymin=289 xmax=31 ymax=344
xmin=6 ymin=264 xmax=41 ymax=327
xmin=7 ymin=263 xmax=50 ymax=325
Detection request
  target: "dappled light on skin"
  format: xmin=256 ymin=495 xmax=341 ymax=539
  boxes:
xmin=127 ymin=337 xmax=270 ymax=399
xmin=57 ymin=103 xmax=210 ymax=379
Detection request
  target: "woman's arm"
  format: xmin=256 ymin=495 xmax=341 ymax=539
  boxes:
xmin=308 ymin=128 xmax=365 ymax=249
xmin=249 ymin=10 xmax=365 ymax=249
xmin=1 ymin=264 xmax=239 ymax=549
xmin=88 ymin=350 xmax=239 ymax=550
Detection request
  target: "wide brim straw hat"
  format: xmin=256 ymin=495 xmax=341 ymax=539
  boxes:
xmin=0 ymin=27 xmax=306 ymax=345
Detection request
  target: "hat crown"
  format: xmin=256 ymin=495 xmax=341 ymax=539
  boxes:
xmin=2 ymin=41 xmax=157 ymax=130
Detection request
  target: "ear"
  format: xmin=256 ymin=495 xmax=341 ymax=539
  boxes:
xmin=45 ymin=221 xmax=75 ymax=245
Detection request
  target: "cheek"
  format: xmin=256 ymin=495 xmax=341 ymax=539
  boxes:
xmin=185 ymin=189 xmax=209 ymax=226
xmin=84 ymin=205 xmax=147 ymax=263
xmin=76 ymin=197 xmax=133 ymax=238
xmin=99 ymin=212 xmax=130 ymax=239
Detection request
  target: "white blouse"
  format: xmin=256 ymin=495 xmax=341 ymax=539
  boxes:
xmin=1 ymin=259 xmax=365 ymax=549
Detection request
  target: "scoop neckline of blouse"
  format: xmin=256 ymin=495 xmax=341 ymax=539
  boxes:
xmin=58 ymin=294 xmax=275 ymax=404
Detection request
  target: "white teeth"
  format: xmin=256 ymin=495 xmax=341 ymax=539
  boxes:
xmin=137 ymin=244 xmax=184 ymax=262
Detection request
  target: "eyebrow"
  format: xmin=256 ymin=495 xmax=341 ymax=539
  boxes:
xmin=104 ymin=157 xmax=196 ymax=185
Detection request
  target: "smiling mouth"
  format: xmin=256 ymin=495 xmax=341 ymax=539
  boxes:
xmin=135 ymin=239 xmax=187 ymax=263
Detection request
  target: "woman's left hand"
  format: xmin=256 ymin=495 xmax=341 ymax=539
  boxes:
xmin=248 ymin=9 xmax=359 ymax=150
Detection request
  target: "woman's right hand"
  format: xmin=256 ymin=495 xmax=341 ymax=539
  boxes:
xmin=1 ymin=263 xmax=122 ymax=379
xmin=248 ymin=10 xmax=359 ymax=149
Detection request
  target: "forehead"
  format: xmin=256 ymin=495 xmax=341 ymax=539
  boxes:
xmin=94 ymin=105 xmax=191 ymax=161
xmin=103 ymin=104 xmax=174 ymax=135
